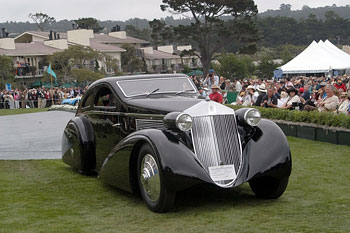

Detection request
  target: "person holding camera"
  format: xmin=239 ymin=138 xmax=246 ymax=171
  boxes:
xmin=282 ymin=88 xmax=301 ymax=109
xmin=261 ymin=88 xmax=278 ymax=108
xmin=203 ymin=70 xmax=219 ymax=94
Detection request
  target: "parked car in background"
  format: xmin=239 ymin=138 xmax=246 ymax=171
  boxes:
xmin=61 ymin=96 xmax=81 ymax=106
xmin=62 ymin=74 xmax=292 ymax=212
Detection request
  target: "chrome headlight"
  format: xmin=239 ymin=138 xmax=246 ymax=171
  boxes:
xmin=176 ymin=113 xmax=193 ymax=131
xmin=244 ymin=108 xmax=261 ymax=126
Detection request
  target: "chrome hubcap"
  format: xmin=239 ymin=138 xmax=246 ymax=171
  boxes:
xmin=140 ymin=154 xmax=160 ymax=202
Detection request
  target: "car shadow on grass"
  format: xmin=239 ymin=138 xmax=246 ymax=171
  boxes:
xmin=62 ymin=165 xmax=279 ymax=213
xmin=102 ymin=181 xmax=278 ymax=213
xmin=173 ymin=184 xmax=276 ymax=212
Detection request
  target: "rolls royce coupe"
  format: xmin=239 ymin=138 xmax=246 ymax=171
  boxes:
xmin=62 ymin=74 xmax=292 ymax=212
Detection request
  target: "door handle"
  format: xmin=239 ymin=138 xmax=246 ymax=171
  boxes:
xmin=113 ymin=123 xmax=122 ymax=128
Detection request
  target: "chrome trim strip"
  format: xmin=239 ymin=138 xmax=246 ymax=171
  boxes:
xmin=85 ymin=110 xmax=164 ymax=120
xmin=136 ymin=119 xmax=164 ymax=131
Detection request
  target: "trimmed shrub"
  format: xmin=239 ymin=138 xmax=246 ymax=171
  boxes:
xmin=227 ymin=105 xmax=350 ymax=129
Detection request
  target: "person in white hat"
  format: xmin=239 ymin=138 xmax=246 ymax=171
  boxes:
xmin=242 ymin=85 xmax=256 ymax=106
xmin=209 ymin=85 xmax=223 ymax=104
xmin=338 ymin=92 xmax=349 ymax=114
xmin=253 ymin=83 xmax=267 ymax=106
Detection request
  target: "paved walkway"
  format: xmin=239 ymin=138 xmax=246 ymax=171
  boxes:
xmin=0 ymin=111 xmax=74 ymax=160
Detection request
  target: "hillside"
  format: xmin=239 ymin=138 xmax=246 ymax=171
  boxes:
xmin=259 ymin=4 xmax=350 ymax=20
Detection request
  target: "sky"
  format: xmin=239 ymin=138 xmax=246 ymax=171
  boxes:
xmin=0 ymin=0 xmax=349 ymax=22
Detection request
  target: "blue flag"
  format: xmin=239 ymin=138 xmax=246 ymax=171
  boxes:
xmin=5 ymin=83 xmax=11 ymax=91
xmin=47 ymin=64 xmax=57 ymax=79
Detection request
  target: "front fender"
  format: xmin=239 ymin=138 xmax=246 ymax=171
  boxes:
xmin=237 ymin=119 xmax=292 ymax=185
xmin=99 ymin=129 xmax=213 ymax=193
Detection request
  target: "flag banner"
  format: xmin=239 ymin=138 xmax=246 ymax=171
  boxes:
xmin=47 ymin=64 xmax=57 ymax=79
xmin=5 ymin=83 xmax=11 ymax=91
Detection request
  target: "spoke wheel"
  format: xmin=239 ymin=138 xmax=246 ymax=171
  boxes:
xmin=137 ymin=144 xmax=175 ymax=213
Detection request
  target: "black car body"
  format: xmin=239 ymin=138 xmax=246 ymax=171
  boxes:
xmin=62 ymin=74 xmax=292 ymax=212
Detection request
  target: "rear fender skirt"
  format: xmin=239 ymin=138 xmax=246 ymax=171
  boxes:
xmin=99 ymin=129 xmax=213 ymax=193
xmin=235 ymin=119 xmax=292 ymax=186
xmin=62 ymin=117 xmax=96 ymax=171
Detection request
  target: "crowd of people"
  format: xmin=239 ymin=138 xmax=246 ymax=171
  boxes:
xmin=0 ymin=87 xmax=86 ymax=109
xmin=191 ymin=70 xmax=350 ymax=114
xmin=2 ymin=72 xmax=350 ymax=115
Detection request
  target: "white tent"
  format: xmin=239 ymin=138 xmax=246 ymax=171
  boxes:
xmin=322 ymin=40 xmax=350 ymax=64
xmin=280 ymin=40 xmax=350 ymax=74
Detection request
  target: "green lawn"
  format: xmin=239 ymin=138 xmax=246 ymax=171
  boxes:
xmin=0 ymin=108 xmax=48 ymax=116
xmin=0 ymin=137 xmax=349 ymax=233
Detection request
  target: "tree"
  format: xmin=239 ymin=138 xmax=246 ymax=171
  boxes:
xmin=67 ymin=45 xmax=102 ymax=69
xmin=213 ymin=54 xmax=254 ymax=79
xmin=0 ymin=55 xmax=14 ymax=89
xmin=49 ymin=50 xmax=71 ymax=81
xmin=121 ymin=44 xmax=145 ymax=73
xmin=104 ymin=55 xmax=120 ymax=74
xmin=160 ymin=0 xmax=258 ymax=74
xmin=280 ymin=4 xmax=292 ymax=11
xmin=149 ymin=19 xmax=174 ymax=46
xmin=50 ymin=45 xmax=104 ymax=82
xmin=124 ymin=25 xmax=151 ymax=42
xmin=28 ymin=12 xmax=56 ymax=31
xmin=74 ymin=18 xmax=104 ymax=33
xmin=256 ymin=56 xmax=278 ymax=79
xmin=71 ymin=69 xmax=103 ymax=82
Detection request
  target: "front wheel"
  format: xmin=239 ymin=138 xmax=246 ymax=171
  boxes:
xmin=137 ymin=144 xmax=175 ymax=213
xmin=249 ymin=176 xmax=289 ymax=199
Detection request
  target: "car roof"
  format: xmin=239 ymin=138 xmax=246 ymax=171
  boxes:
xmin=90 ymin=74 xmax=189 ymax=88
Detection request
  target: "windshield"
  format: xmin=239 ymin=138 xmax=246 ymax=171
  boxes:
xmin=117 ymin=77 xmax=197 ymax=97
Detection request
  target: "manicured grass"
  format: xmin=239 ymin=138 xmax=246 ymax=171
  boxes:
xmin=0 ymin=108 xmax=48 ymax=116
xmin=0 ymin=137 xmax=349 ymax=233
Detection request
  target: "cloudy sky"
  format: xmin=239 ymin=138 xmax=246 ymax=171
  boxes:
xmin=0 ymin=0 xmax=349 ymax=22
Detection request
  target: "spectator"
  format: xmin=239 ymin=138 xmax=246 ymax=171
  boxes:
xmin=191 ymin=75 xmax=201 ymax=89
xmin=318 ymin=82 xmax=327 ymax=99
xmin=209 ymin=85 xmax=223 ymax=104
xmin=261 ymin=87 xmax=278 ymax=108
xmin=317 ymin=85 xmax=339 ymax=112
xmin=282 ymin=88 xmax=301 ymax=109
xmin=235 ymin=90 xmax=245 ymax=105
xmin=338 ymin=92 xmax=350 ymax=114
xmin=285 ymin=78 xmax=294 ymax=89
xmin=334 ymin=78 xmax=346 ymax=92
xmin=234 ymin=79 xmax=242 ymax=92
xmin=203 ymin=70 xmax=219 ymax=94
xmin=242 ymin=85 xmax=256 ymax=106
xmin=301 ymin=84 xmax=311 ymax=101
xmin=14 ymin=90 xmax=20 ymax=109
xmin=277 ymin=91 xmax=289 ymax=108
xmin=198 ymin=87 xmax=207 ymax=98
xmin=253 ymin=84 xmax=267 ymax=106
xmin=219 ymin=76 xmax=226 ymax=90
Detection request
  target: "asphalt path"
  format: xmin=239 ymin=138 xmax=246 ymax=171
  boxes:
xmin=0 ymin=111 xmax=74 ymax=160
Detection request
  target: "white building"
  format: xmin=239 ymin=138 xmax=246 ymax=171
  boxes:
xmin=140 ymin=45 xmax=201 ymax=73
xmin=0 ymin=29 xmax=149 ymax=81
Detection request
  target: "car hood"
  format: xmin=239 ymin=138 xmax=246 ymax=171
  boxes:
xmin=126 ymin=96 xmax=204 ymax=113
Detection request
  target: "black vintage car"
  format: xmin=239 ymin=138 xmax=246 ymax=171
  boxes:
xmin=62 ymin=74 xmax=291 ymax=212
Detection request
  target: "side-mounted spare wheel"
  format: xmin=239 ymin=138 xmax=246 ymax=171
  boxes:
xmin=249 ymin=176 xmax=289 ymax=199
xmin=137 ymin=143 xmax=175 ymax=213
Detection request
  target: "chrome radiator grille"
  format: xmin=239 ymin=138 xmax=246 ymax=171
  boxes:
xmin=191 ymin=114 xmax=242 ymax=186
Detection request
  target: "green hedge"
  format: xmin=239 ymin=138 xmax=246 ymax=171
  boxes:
xmin=227 ymin=105 xmax=350 ymax=129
